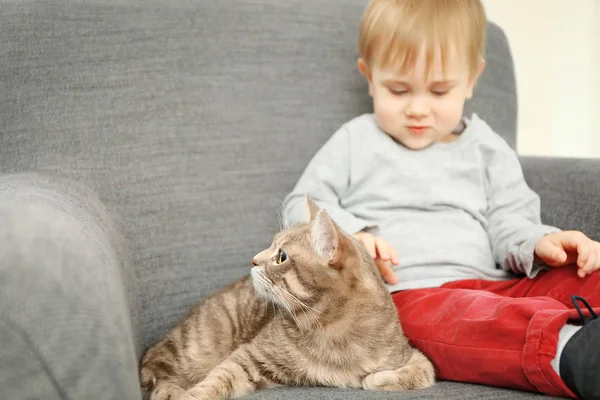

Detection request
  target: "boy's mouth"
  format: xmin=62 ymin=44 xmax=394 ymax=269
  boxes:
xmin=407 ymin=126 xmax=429 ymax=135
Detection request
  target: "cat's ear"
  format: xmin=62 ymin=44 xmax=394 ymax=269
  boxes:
xmin=311 ymin=210 xmax=342 ymax=268
xmin=303 ymin=194 xmax=322 ymax=223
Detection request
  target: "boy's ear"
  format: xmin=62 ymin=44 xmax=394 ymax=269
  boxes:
xmin=357 ymin=58 xmax=374 ymax=97
xmin=358 ymin=58 xmax=370 ymax=79
xmin=467 ymin=58 xmax=486 ymax=99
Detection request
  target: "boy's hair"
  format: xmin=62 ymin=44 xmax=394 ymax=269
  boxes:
xmin=359 ymin=0 xmax=487 ymax=77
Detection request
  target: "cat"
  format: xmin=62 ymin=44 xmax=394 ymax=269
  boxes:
xmin=140 ymin=195 xmax=435 ymax=400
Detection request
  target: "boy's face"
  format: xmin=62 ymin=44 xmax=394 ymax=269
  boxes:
xmin=359 ymin=44 xmax=484 ymax=150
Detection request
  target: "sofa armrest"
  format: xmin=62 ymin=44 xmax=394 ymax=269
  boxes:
xmin=0 ymin=173 xmax=142 ymax=399
xmin=520 ymin=156 xmax=600 ymax=240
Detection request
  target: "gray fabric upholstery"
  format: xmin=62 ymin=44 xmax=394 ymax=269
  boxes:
xmin=465 ymin=23 xmax=518 ymax=149
xmin=240 ymin=382 xmax=563 ymax=399
xmin=0 ymin=0 xmax=594 ymax=399
xmin=0 ymin=173 xmax=141 ymax=399
xmin=0 ymin=0 xmax=518 ymax=350
xmin=521 ymin=157 xmax=600 ymax=240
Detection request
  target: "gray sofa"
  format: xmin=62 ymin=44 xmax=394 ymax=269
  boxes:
xmin=1 ymin=1 xmax=598 ymax=399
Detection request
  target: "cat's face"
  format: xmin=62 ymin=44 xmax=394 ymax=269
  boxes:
xmin=250 ymin=196 xmax=370 ymax=313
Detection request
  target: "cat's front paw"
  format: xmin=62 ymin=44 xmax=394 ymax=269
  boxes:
xmin=363 ymin=370 xmax=399 ymax=391
xmin=180 ymin=384 xmax=217 ymax=400
xmin=362 ymin=365 xmax=434 ymax=391
xmin=151 ymin=382 xmax=186 ymax=400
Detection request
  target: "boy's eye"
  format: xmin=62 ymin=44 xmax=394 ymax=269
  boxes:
xmin=276 ymin=249 xmax=288 ymax=264
xmin=432 ymin=90 xmax=449 ymax=97
xmin=389 ymin=88 xmax=408 ymax=96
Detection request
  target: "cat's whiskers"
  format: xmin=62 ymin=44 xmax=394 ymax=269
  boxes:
xmin=263 ymin=288 xmax=270 ymax=319
xmin=252 ymin=255 xmax=323 ymax=331
xmin=282 ymin=289 xmax=321 ymax=317
xmin=270 ymin=289 xmax=287 ymax=322
xmin=254 ymin=272 xmax=288 ymax=322
xmin=271 ymin=196 xmax=286 ymax=232
xmin=270 ymin=297 xmax=277 ymax=320
xmin=257 ymin=273 xmax=306 ymax=332
xmin=271 ymin=286 xmax=304 ymax=331
xmin=266 ymin=285 xmax=279 ymax=320
xmin=273 ymin=286 xmax=323 ymax=331
xmin=298 ymin=303 xmax=323 ymax=331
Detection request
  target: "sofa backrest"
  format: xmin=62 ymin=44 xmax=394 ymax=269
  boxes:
xmin=0 ymin=0 xmax=517 ymax=348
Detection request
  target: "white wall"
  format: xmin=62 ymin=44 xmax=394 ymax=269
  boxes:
xmin=591 ymin=2 xmax=599 ymax=154
xmin=482 ymin=0 xmax=600 ymax=158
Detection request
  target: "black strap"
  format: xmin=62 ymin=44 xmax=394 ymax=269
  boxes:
xmin=571 ymin=295 xmax=599 ymax=325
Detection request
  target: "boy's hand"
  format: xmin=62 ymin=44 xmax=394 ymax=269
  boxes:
xmin=352 ymin=231 xmax=399 ymax=285
xmin=535 ymin=231 xmax=600 ymax=277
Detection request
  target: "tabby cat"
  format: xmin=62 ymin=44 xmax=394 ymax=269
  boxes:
xmin=140 ymin=196 xmax=435 ymax=400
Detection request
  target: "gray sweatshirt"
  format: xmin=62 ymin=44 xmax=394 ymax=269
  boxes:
xmin=283 ymin=113 xmax=560 ymax=292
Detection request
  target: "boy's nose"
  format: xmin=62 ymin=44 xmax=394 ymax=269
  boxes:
xmin=406 ymin=106 xmax=428 ymax=118
xmin=405 ymin=97 xmax=429 ymax=118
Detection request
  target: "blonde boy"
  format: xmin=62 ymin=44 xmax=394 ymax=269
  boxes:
xmin=283 ymin=1 xmax=600 ymax=398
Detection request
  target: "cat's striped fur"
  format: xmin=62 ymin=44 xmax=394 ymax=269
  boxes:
xmin=140 ymin=196 xmax=435 ymax=399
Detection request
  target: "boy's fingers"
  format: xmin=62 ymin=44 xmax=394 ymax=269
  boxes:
xmin=549 ymin=241 xmax=567 ymax=262
xmin=554 ymin=250 xmax=567 ymax=263
xmin=558 ymin=233 xmax=590 ymax=267
xmin=537 ymin=241 xmax=565 ymax=265
xmin=594 ymin=244 xmax=600 ymax=273
xmin=360 ymin=234 xmax=377 ymax=259
xmin=576 ymin=240 xmax=592 ymax=269
xmin=376 ymin=259 xmax=397 ymax=285
xmin=390 ymin=246 xmax=400 ymax=265
xmin=553 ymin=249 xmax=568 ymax=264
xmin=581 ymin=243 xmax=598 ymax=276
xmin=374 ymin=238 xmax=390 ymax=261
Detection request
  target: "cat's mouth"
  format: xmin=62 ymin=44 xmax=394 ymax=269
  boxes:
xmin=250 ymin=265 xmax=322 ymax=329
xmin=251 ymin=267 xmax=295 ymax=312
xmin=250 ymin=266 xmax=274 ymax=302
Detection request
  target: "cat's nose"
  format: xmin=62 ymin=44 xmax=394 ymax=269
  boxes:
xmin=251 ymin=258 xmax=258 ymax=267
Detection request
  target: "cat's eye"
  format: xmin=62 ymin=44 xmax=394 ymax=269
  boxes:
xmin=276 ymin=249 xmax=288 ymax=264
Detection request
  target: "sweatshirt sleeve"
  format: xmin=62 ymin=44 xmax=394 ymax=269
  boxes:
xmin=483 ymin=134 xmax=561 ymax=278
xmin=282 ymin=125 xmax=368 ymax=234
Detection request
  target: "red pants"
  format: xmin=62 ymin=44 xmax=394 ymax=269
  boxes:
xmin=392 ymin=266 xmax=600 ymax=398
